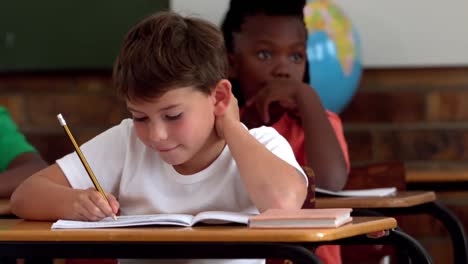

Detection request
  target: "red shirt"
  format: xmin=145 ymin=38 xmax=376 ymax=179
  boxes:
xmin=271 ymin=111 xmax=350 ymax=171
xmin=270 ymin=111 xmax=350 ymax=264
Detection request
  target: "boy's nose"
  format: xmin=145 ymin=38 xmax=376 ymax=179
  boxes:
xmin=271 ymin=59 xmax=291 ymax=79
xmin=272 ymin=70 xmax=291 ymax=79
xmin=149 ymin=122 xmax=168 ymax=142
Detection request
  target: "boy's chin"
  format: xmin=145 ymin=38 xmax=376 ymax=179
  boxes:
xmin=158 ymin=153 xmax=189 ymax=166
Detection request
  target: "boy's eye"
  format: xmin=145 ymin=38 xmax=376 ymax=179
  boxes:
xmin=290 ymin=52 xmax=304 ymax=63
xmin=165 ymin=113 xmax=183 ymax=121
xmin=256 ymin=50 xmax=272 ymax=61
xmin=133 ymin=116 xmax=148 ymax=122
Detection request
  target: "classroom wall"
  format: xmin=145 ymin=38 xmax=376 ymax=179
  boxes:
xmin=0 ymin=0 xmax=168 ymax=71
xmin=0 ymin=73 xmax=128 ymax=163
xmin=171 ymin=0 xmax=468 ymax=67
xmin=341 ymin=67 xmax=468 ymax=264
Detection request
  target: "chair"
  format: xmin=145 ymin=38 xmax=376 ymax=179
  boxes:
xmin=340 ymin=161 xmax=407 ymax=264
xmin=344 ymin=161 xmax=406 ymax=191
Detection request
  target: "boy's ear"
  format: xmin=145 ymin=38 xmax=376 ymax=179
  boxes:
xmin=211 ymin=79 xmax=232 ymax=116
xmin=228 ymin=54 xmax=238 ymax=79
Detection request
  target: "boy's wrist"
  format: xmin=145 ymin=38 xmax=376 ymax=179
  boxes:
xmin=222 ymin=118 xmax=245 ymax=142
xmin=296 ymin=85 xmax=324 ymax=112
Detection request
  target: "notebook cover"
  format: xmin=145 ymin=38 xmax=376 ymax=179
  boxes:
xmin=250 ymin=208 xmax=352 ymax=221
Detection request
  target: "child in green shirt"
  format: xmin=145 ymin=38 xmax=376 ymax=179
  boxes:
xmin=0 ymin=107 xmax=46 ymax=197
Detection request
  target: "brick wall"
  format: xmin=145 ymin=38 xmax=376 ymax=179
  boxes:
xmin=0 ymin=72 xmax=127 ymax=163
xmin=343 ymin=68 xmax=468 ymax=172
xmin=341 ymin=67 xmax=468 ymax=264
xmin=1 ymin=67 xmax=468 ymax=263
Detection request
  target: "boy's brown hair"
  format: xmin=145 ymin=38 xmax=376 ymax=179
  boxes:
xmin=113 ymin=11 xmax=228 ymax=101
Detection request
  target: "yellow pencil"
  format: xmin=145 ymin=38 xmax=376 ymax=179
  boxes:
xmin=57 ymin=113 xmax=117 ymax=221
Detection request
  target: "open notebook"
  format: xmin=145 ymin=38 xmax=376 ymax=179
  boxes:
xmin=52 ymin=211 xmax=252 ymax=229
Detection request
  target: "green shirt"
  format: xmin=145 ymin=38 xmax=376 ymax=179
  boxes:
xmin=0 ymin=107 xmax=35 ymax=172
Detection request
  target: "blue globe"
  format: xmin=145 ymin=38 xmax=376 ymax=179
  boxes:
xmin=304 ymin=1 xmax=362 ymax=113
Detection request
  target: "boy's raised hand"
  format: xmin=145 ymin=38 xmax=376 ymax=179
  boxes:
xmin=244 ymin=79 xmax=311 ymax=125
xmin=68 ymin=188 xmax=120 ymax=221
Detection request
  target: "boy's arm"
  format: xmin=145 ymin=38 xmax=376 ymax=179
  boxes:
xmin=296 ymin=86 xmax=348 ymax=191
xmin=10 ymin=164 xmax=118 ymax=220
xmin=11 ymin=164 xmax=78 ymax=220
xmin=223 ymin=120 xmax=307 ymax=212
xmin=216 ymin=89 xmax=307 ymax=212
xmin=240 ymin=80 xmax=348 ymax=191
xmin=0 ymin=106 xmax=47 ymax=197
xmin=0 ymin=152 xmax=47 ymax=198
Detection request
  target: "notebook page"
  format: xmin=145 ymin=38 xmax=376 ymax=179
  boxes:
xmin=51 ymin=214 xmax=194 ymax=229
xmin=192 ymin=211 xmax=251 ymax=225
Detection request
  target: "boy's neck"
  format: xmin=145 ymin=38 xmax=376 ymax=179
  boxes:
xmin=173 ymin=131 xmax=226 ymax=175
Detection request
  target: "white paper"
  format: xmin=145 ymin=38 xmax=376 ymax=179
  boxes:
xmin=51 ymin=211 xmax=251 ymax=229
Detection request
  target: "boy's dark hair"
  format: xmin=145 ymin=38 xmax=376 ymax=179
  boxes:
xmin=114 ymin=11 xmax=228 ymax=101
xmin=221 ymin=0 xmax=306 ymax=53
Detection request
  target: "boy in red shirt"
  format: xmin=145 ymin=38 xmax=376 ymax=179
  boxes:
xmin=222 ymin=1 xmax=350 ymax=263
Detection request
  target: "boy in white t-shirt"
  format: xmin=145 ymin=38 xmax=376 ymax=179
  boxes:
xmin=10 ymin=11 xmax=308 ymax=264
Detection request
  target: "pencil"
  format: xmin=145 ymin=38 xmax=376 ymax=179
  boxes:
xmin=57 ymin=113 xmax=117 ymax=221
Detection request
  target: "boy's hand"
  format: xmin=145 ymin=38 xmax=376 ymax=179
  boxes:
xmin=367 ymin=230 xmax=389 ymax=239
xmin=244 ymin=79 xmax=310 ymax=125
xmin=68 ymin=188 xmax=120 ymax=221
xmin=215 ymin=92 xmax=240 ymax=139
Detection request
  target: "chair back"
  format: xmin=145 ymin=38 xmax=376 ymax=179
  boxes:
xmin=345 ymin=161 xmax=406 ymax=191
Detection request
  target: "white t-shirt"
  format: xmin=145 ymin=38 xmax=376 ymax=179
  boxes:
xmin=57 ymin=118 xmax=307 ymax=264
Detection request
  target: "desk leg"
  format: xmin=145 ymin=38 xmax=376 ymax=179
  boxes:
xmin=425 ymin=201 xmax=468 ymax=264
xmin=323 ymin=230 xmax=432 ymax=264
xmin=389 ymin=229 xmax=433 ymax=264
xmin=375 ymin=202 xmax=468 ymax=264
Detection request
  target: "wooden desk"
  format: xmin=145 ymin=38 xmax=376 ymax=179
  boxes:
xmin=316 ymin=191 xmax=436 ymax=208
xmin=407 ymin=169 xmax=468 ymax=183
xmin=0 ymin=217 xmax=431 ymax=264
xmin=316 ymin=191 xmax=467 ymax=264
xmin=0 ymin=199 xmax=10 ymax=215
